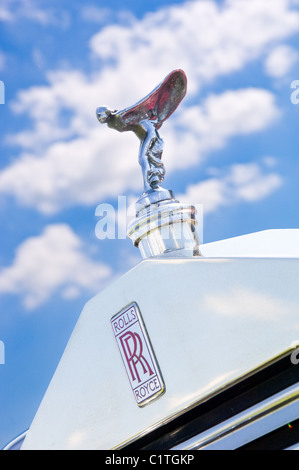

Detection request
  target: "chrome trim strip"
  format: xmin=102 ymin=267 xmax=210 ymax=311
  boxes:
xmin=115 ymin=348 xmax=298 ymax=449
xmin=286 ymin=443 xmax=299 ymax=450
xmin=172 ymin=383 xmax=299 ymax=450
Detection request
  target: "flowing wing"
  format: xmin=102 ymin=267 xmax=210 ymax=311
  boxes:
xmin=117 ymin=69 xmax=187 ymax=130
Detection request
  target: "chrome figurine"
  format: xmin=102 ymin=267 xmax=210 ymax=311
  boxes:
xmin=96 ymin=70 xmax=187 ymax=194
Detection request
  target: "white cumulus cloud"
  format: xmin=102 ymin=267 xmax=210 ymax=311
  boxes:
xmin=0 ymin=0 xmax=69 ymax=26
xmin=265 ymin=44 xmax=298 ymax=78
xmin=0 ymin=225 xmax=112 ymax=309
xmin=165 ymin=88 xmax=280 ymax=168
xmin=90 ymin=0 xmax=299 ymax=92
xmin=1 ymin=0 xmax=297 ymax=213
xmin=0 ymin=87 xmax=280 ymax=214
xmin=179 ymin=160 xmax=283 ymax=213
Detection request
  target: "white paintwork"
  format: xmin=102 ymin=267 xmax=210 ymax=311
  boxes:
xmin=22 ymin=255 xmax=299 ymax=450
xmin=201 ymin=229 xmax=299 ymax=258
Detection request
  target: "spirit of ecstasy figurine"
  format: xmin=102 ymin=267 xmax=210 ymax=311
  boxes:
xmin=96 ymin=70 xmax=187 ymax=194
xmin=96 ymin=69 xmax=200 ymax=259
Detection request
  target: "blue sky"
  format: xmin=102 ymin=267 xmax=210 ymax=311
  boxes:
xmin=0 ymin=0 xmax=299 ymax=448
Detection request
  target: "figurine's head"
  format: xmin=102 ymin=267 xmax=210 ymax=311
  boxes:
xmin=96 ymin=106 xmax=112 ymax=123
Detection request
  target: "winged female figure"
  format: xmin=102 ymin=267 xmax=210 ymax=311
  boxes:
xmin=96 ymin=69 xmax=187 ymax=194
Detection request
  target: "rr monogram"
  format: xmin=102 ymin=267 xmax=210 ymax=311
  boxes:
xmin=119 ymin=330 xmax=154 ymax=383
xmin=111 ymin=303 xmax=165 ymax=406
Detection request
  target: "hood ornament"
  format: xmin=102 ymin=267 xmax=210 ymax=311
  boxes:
xmin=97 ymin=70 xmax=201 ymax=259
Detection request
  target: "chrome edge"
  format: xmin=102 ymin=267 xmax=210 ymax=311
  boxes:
xmin=173 ymin=383 xmax=299 ymax=450
xmin=3 ymin=430 xmax=28 ymax=451
xmin=113 ymin=347 xmax=299 ymax=450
